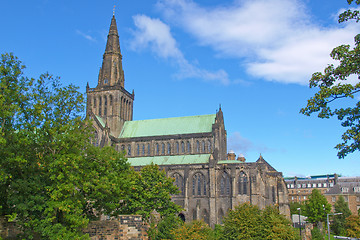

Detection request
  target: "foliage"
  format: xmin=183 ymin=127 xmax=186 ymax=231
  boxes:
xmin=304 ymin=189 xmax=331 ymax=223
xmin=0 ymin=53 xmax=132 ymax=239
xmin=290 ymin=202 xmax=305 ymax=215
xmin=221 ymin=203 xmax=297 ymax=240
xmin=148 ymin=214 xmax=183 ymax=240
xmin=261 ymin=206 xmax=298 ymax=240
xmin=332 ymin=195 xmax=352 ymax=235
xmin=171 ymin=220 xmax=213 ymax=240
xmin=300 ymin=0 xmax=360 ymax=158
xmin=311 ymin=227 xmax=325 ymax=240
xmin=345 ymin=215 xmax=360 ymax=238
xmin=122 ymin=163 xmax=182 ymax=221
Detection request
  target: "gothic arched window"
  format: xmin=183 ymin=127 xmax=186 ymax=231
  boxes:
xmin=142 ymin=144 xmax=145 ymax=156
xmin=156 ymin=143 xmax=159 ymax=155
xmin=187 ymin=141 xmax=191 ymax=153
xmin=196 ymin=141 xmax=200 ymax=153
xmin=167 ymin=143 xmax=171 ymax=155
xmin=220 ymin=172 xmax=231 ymax=196
xmin=127 ymin=145 xmax=131 ymax=156
xmin=176 ymin=142 xmax=179 ymax=154
xmin=161 ymin=143 xmax=165 ymax=155
xmin=136 ymin=144 xmax=140 ymax=156
xmin=147 ymin=143 xmax=150 ymax=156
xmin=207 ymin=140 xmax=211 ymax=152
xmin=238 ymin=172 xmax=248 ymax=195
xmin=104 ymin=96 xmax=107 ymax=116
xmin=202 ymin=141 xmax=205 ymax=152
xmin=192 ymin=173 xmax=206 ymax=196
xmin=121 ymin=145 xmax=125 ymax=152
xmin=173 ymin=173 xmax=184 ymax=195
xmin=98 ymin=96 xmax=102 ymax=115
xmin=181 ymin=141 xmax=185 ymax=153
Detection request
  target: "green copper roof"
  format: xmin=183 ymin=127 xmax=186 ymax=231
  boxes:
xmin=127 ymin=154 xmax=211 ymax=166
xmin=217 ymin=160 xmax=242 ymax=164
xmin=95 ymin=115 xmax=105 ymax=128
xmin=119 ymin=114 xmax=216 ymax=138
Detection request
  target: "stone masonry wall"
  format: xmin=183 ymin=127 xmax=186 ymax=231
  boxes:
xmin=83 ymin=215 xmax=148 ymax=240
xmin=1 ymin=215 xmax=148 ymax=240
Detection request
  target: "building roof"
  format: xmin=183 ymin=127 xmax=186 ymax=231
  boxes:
xmin=325 ymin=181 xmax=360 ymax=195
xmin=127 ymin=154 xmax=211 ymax=166
xmin=119 ymin=114 xmax=216 ymax=138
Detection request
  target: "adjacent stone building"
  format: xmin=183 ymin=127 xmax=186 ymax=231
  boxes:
xmin=87 ymin=14 xmax=290 ymax=227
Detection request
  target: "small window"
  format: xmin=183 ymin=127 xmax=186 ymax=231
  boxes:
xmin=196 ymin=141 xmax=200 ymax=153
xmin=142 ymin=144 xmax=145 ymax=156
xmin=181 ymin=142 xmax=185 ymax=153
xmin=356 ymin=196 xmax=360 ymax=202
xmin=354 ymin=187 xmax=360 ymax=193
xmin=312 ymin=183 xmax=316 ymax=188
xmin=162 ymin=143 xmax=165 ymax=155
xmin=202 ymin=141 xmax=205 ymax=152
xmin=137 ymin=144 xmax=140 ymax=156
xmin=207 ymin=140 xmax=211 ymax=152
xmin=187 ymin=141 xmax=191 ymax=153
xmin=329 ymin=183 xmax=334 ymax=187
xmin=307 ymin=184 xmax=311 ymax=188
xmin=104 ymin=79 xmax=109 ymax=84
xmin=156 ymin=144 xmax=159 ymax=155
xmin=342 ymin=187 xmax=349 ymax=193
xmin=332 ymin=197 xmax=336 ymax=202
xmin=318 ymin=183 xmax=322 ymax=188
xmin=302 ymin=184 xmax=306 ymax=188
xmin=176 ymin=142 xmax=179 ymax=154
xmin=290 ymin=184 xmax=294 ymax=188
xmin=167 ymin=143 xmax=171 ymax=155
xmin=323 ymin=183 xmax=327 ymax=188
xmin=297 ymin=184 xmax=301 ymax=189
xmin=344 ymin=196 xmax=349 ymax=202
xmin=147 ymin=143 xmax=150 ymax=155
xmin=127 ymin=145 xmax=131 ymax=156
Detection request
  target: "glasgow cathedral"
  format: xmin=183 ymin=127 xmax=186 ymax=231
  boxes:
xmin=87 ymin=14 xmax=290 ymax=227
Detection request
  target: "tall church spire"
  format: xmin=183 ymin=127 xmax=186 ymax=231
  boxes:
xmin=97 ymin=15 xmax=125 ymax=88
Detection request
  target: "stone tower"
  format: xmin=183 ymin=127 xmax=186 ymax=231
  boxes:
xmin=86 ymin=15 xmax=134 ymax=138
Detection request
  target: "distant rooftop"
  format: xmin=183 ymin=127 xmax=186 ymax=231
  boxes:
xmin=284 ymin=174 xmax=337 ymax=181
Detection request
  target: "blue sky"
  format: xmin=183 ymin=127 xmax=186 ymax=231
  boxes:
xmin=2 ymin=0 xmax=360 ymax=177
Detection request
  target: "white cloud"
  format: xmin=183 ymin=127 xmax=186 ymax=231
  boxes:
xmin=228 ymin=132 xmax=269 ymax=156
xmin=76 ymin=30 xmax=96 ymax=42
xmin=130 ymin=14 xmax=230 ymax=85
xmin=156 ymin=0 xmax=360 ymax=85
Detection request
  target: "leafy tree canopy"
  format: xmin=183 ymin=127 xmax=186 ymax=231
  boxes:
xmin=300 ymin=0 xmax=360 ymax=158
xmin=345 ymin=214 xmax=360 ymax=238
xmin=221 ymin=203 xmax=297 ymax=240
xmin=171 ymin=220 xmax=214 ymax=240
xmin=332 ymin=195 xmax=352 ymax=235
xmin=304 ymin=189 xmax=331 ymax=223
xmin=121 ymin=163 xmax=182 ymax=221
xmin=0 ymin=52 xmax=132 ymax=239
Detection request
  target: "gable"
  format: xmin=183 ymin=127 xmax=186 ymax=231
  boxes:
xmin=119 ymin=114 xmax=216 ymax=138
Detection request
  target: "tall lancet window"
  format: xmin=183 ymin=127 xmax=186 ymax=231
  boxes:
xmin=104 ymin=96 xmax=107 ymax=116
xmin=98 ymin=97 xmax=102 ymax=116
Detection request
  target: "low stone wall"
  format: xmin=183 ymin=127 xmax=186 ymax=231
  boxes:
xmin=84 ymin=215 xmax=149 ymax=240
xmin=1 ymin=215 xmax=148 ymax=240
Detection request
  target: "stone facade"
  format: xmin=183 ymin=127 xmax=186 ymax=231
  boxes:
xmin=87 ymin=14 xmax=290 ymax=227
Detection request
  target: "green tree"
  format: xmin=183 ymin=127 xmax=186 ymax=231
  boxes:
xmin=345 ymin=215 xmax=360 ymax=238
xmin=222 ymin=203 xmax=263 ymax=239
xmin=148 ymin=214 xmax=183 ymax=240
xmin=332 ymin=196 xmax=352 ymax=235
xmin=122 ymin=164 xmax=182 ymax=221
xmin=261 ymin=206 xmax=298 ymax=240
xmin=0 ymin=53 xmax=132 ymax=239
xmin=304 ymin=189 xmax=331 ymax=223
xmin=300 ymin=0 xmax=360 ymax=158
xmin=171 ymin=220 xmax=213 ymax=240
xmin=290 ymin=201 xmax=305 ymax=215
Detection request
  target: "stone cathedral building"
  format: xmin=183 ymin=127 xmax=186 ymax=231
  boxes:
xmin=86 ymin=15 xmax=290 ymax=227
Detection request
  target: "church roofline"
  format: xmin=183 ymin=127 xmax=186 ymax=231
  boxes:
xmin=127 ymin=154 xmax=211 ymax=166
xmin=118 ymin=114 xmax=216 ymax=138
